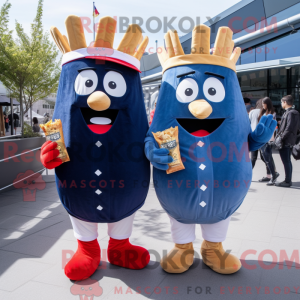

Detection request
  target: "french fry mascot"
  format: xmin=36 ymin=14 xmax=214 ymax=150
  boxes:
xmin=40 ymin=15 xmax=150 ymax=280
xmin=145 ymin=25 xmax=276 ymax=274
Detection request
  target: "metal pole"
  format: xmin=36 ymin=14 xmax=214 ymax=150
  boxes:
xmin=93 ymin=2 xmax=95 ymax=42
xmin=30 ymin=103 xmax=32 ymax=127
xmin=10 ymin=97 xmax=13 ymax=136
xmin=20 ymin=90 xmax=23 ymax=138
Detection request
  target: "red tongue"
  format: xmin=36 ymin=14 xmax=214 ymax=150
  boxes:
xmin=191 ymin=129 xmax=210 ymax=137
xmin=88 ymin=124 xmax=112 ymax=134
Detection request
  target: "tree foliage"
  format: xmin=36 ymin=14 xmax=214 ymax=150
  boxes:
xmin=0 ymin=0 xmax=60 ymax=134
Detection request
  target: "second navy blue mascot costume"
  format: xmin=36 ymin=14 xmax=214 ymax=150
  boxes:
xmin=40 ymin=16 xmax=150 ymax=280
xmin=145 ymin=25 xmax=276 ymax=274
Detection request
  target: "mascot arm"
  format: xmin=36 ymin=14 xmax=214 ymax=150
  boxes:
xmin=40 ymin=141 xmax=62 ymax=169
xmin=144 ymin=136 xmax=173 ymax=170
xmin=248 ymin=115 xmax=277 ymax=151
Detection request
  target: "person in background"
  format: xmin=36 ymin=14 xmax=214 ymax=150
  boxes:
xmin=4 ymin=112 xmax=9 ymax=132
xmin=149 ymin=101 xmax=156 ymax=125
xmin=244 ymin=98 xmax=252 ymax=114
xmin=43 ymin=112 xmax=50 ymax=124
xmin=32 ymin=117 xmax=40 ymax=133
xmin=275 ymin=95 xmax=300 ymax=187
xmin=8 ymin=112 xmax=19 ymax=135
xmin=249 ymin=99 xmax=267 ymax=176
xmin=259 ymin=97 xmax=279 ymax=185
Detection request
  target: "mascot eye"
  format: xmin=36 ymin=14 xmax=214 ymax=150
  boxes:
xmin=203 ymin=77 xmax=225 ymax=102
xmin=85 ymin=80 xmax=93 ymax=87
xmin=74 ymin=70 xmax=98 ymax=95
xmin=103 ymin=71 xmax=126 ymax=97
xmin=176 ymin=78 xmax=199 ymax=103
xmin=89 ymin=287 xmax=93 ymax=290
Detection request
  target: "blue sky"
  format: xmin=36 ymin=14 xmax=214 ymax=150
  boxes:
xmin=7 ymin=0 xmax=241 ymax=52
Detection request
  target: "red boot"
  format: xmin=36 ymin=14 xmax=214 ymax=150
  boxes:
xmin=107 ymin=238 xmax=150 ymax=269
xmin=65 ymin=239 xmax=100 ymax=280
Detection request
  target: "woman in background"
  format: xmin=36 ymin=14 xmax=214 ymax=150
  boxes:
xmin=4 ymin=112 xmax=9 ymax=132
xmin=149 ymin=101 xmax=156 ymax=125
xmin=32 ymin=117 xmax=40 ymax=133
xmin=259 ymin=97 xmax=279 ymax=185
xmin=249 ymin=99 xmax=264 ymax=168
xmin=249 ymin=98 xmax=272 ymax=182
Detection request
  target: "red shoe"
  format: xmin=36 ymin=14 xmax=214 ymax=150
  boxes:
xmin=65 ymin=239 xmax=100 ymax=280
xmin=107 ymin=237 xmax=150 ymax=269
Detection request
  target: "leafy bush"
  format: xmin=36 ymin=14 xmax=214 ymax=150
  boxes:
xmin=23 ymin=122 xmax=41 ymax=138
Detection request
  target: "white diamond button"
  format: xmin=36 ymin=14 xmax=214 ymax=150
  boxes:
xmin=200 ymin=201 xmax=207 ymax=207
xmin=200 ymin=185 xmax=207 ymax=191
xmin=97 ymin=205 xmax=103 ymax=210
xmin=95 ymin=170 xmax=102 ymax=176
xmin=95 ymin=141 xmax=102 ymax=147
xmin=95 ymin=189 xmax=102 ymax=195
xmin=199 ymin=164 xmax=206 ymax=170
xmin=197 ymin=141 xmax=205 ymax=147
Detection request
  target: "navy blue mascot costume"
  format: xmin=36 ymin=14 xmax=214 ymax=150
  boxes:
xmin=145 ymin=25 xmax=276 ymax=274
xmin=41 ymin=15 xmax=150 ymax=280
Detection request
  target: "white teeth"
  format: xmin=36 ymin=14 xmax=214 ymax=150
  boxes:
xmin=90 ymin=117 xmax=111 ymax=125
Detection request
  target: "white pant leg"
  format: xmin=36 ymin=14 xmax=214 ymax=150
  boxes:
xmin=107 ymin=212 xmax=136 ymax=240
xmin=200 ymin=216 xmax=231 ymax=242
xmin=69 ymin=215 xmax=98 ymax=242
xmin=168 ymin=214 xmax=196 ymax=244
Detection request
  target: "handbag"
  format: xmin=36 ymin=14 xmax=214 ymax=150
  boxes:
xmin=274 ymin=133 xmax=283 ymax=149
xmin=292 ymin=142 xmax=300 ymax=160
xmin=14 ymin=119 xmax=19 ymax=127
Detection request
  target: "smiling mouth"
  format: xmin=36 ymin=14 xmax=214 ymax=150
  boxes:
xmin=176 ymin=118 xmax=225 ymax=137
xmin=80 ymin=108 xmax=119 ymax=134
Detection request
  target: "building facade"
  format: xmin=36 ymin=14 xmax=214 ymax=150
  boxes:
xmin=31 ymin=96 xmax=56 ymax=118
xmin=0 ymin=80 xmax=56 ymax=120
xmin=140 ymin=0 xmax=300 ymax=119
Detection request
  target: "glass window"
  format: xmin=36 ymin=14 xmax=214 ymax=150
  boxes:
xmin=268 ymin=67 xmax=287 ymax=89
xmin=238 ymin=70 xmax=268 ymax=92
xmin=264 ymin=2 xmax=300 ymax=23
xmin=292 ymin=87 xmax=300 ymax=111
xmin=242 ymin=90 xmax=268 ymax=107
xmin=255 ymin=44 xmax=266 ymax=62
xmin=291 ymin=66 xmax=300 ymax=88
xmin=266 ymin=31 xmax=300 ymax=61
xmin=241 ymin=48 xmax=255 ymax=65
xmin=269 ymin=89 xmax=288 ymax=116
xmin=269 ymin=87 xmax=300 ymax=114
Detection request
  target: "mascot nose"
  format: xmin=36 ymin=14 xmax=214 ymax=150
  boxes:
xmin=87 ymin=91 xmax=111 ymax=111
xmin=188 ymin=100 xmax=212 ymax=119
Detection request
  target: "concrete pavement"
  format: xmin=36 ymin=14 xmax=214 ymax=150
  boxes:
xmin=0 ymin=152 xmax=299 ymax=300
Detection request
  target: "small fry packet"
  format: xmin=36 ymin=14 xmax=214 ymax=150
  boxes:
xmin=152 ymin=126 xmax=185 ymax=174
xmin=40 ymin=119 xmax=70 ymax=163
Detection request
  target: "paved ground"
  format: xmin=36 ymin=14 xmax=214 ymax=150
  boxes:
xmin=0 ymin=151 xmax=300 ymax=300
xmin=4 ymin=127 xmax=21 ymax=136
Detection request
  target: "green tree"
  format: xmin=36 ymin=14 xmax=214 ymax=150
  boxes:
xmin=0 ymin=0 xmax=60 ymax=135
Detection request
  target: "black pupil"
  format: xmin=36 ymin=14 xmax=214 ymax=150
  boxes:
xmin=85 ymin=80 xmax=93 ymax=87
xmin=109 ymin=81 xmax=116 ymax=89
xmin=208 ymin=87 xmax=216 ymax=96
xmin=185 ymin=88 xmax=193 ymax=96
